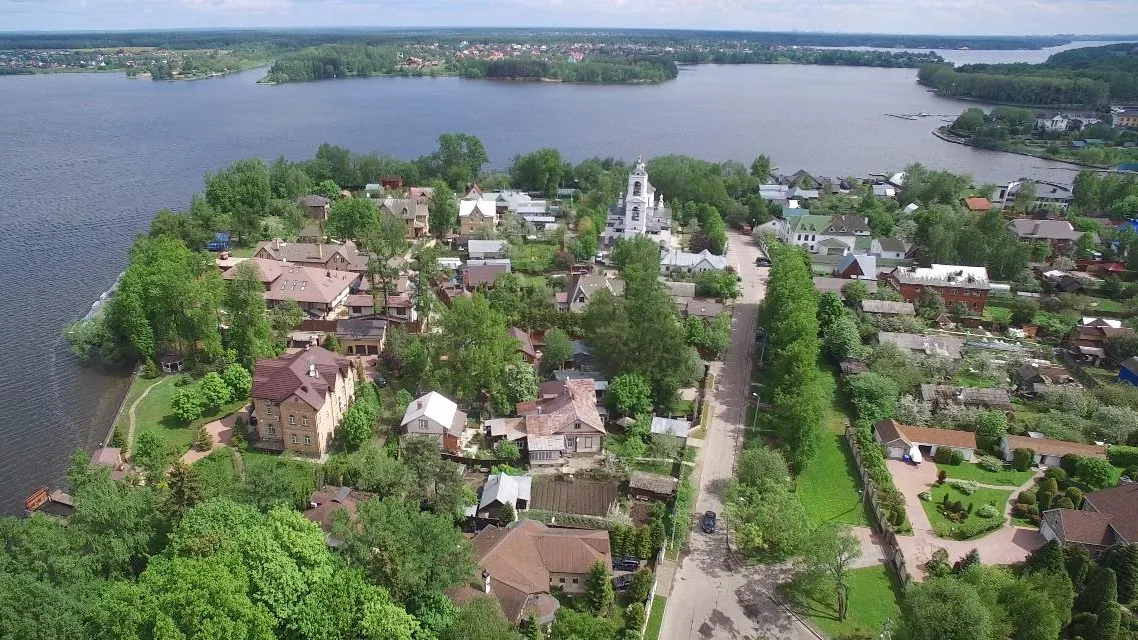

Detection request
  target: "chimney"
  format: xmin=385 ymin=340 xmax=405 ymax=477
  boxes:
xmin=318 ymin=242 xmax=324 ymax=260
xmin=274 ymin=238 xmax=281 ymax=251
xmin=482 ymin=569 xmax=491 ymax=593
xmin=308 ymin=362 xmax=318 ymax=378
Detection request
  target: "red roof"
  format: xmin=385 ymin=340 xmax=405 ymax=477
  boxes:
xmin=252 ymin=346 xmax=351 ymax=410
xmin=964 ymin=197 xmax=991 ymax=211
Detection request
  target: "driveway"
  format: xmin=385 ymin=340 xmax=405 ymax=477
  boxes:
xmin=661 ymin=232 xmax=819 ymax=640
xmin=886 ymin=459 xmax=1044 ymax=576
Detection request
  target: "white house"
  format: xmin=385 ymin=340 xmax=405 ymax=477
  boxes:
xmin=872 ymin=419 xmax=976 ymax=462
xmin=400 ymin=391 xmax=469 ymax=454
xmin=870 ymin=238 xmax=907 ymax=260
xmin=1000 ymin=434 xmax=1107 ymax=468
xmin=1036 ymin=113 xmax=1070 ymax=132
xmin=659 ymin=249 xmax=728 ymax=274
xmin=781 ymin=214 xmax=871 ymax=256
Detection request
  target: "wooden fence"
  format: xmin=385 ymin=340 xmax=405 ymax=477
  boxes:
xmin=1061 ymin=351 xmax=1101 ymax=389
xmin=844 ymin=425 xmax=913 ymax=587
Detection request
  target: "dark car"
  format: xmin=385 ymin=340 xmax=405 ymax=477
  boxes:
xmin=756 ymin=257 xmax=772 ymax=267
xmin=701 ymin=511 xmax=718 ymax=534
xmin=612 ymin=556 xmax=640 ymax=572
xmin=374 ymin=375 xmax=388 ymax=388
xmin=612 ymin=575 xmax=633 ymax=591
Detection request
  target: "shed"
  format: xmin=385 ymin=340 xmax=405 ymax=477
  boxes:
xmin=872 ymin=419 xmax=977 ymax=462
xmin=650 ymin=416 xmax=691 ymax=440
xmin=1120 ymin=357 xmax=1138 ymax=387
xmin=628 ymin=471 xmax=679 ymax=501
xmin=160 ymin=353 xmax=184 ymax=374
xmin=475 ymin=473 xmax=532 ymax=521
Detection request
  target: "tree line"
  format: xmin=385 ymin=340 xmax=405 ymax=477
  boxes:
xmin=918 ymin=63 xmax=1111 ymax=108
xmin=674 ymin=47 xmax=941 ymax=68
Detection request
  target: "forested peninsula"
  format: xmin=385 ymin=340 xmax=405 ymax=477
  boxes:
xmin=918 ymin=42 xmax=1138 ymax=108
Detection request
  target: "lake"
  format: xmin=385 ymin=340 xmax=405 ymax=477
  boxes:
xmin=0 ymin=61 xmax=1082 ymax=514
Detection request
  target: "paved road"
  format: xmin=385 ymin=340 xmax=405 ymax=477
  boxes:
xmin=661 ymin=232 xmax=819 ymax=640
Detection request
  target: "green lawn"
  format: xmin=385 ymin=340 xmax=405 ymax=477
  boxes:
xmin=509 ymin=243 xmax=558 ymax=274
xmin=936 ymin=462 xmax=1035 ymax=488
xmin=922 ymin=484 xmax=1012 ymax=539
xmin=790 ymin=566 xmax=902 ymax=639
xmin=644 ymin=596 xmax=667 ymax=640
xmin=119 ymin=374 xmax=249 ymax=453
xmin=795 ymin=368 xmax=870 ymax=527
xmin=516 ymin=274 xmax=550 ymax=290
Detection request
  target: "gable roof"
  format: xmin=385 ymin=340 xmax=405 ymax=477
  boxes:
xmin=480 ymin=473 xmax=533 ymax=510
xmin=401 ymin=391 xmax=465 ymax=435
xmin=918 ymin=385 xmax=1013 ymax=411
xmin=469 ymin=239 xmax=509 ymax=255
xmin=873 ymin=419 xmax=977 ymax=449
xmin=878 ymin=332 xmax=965 ymax=359
xmin=460 ymin=199 xmax=499 ymax=219
xmin=873 ymin=237 xmax=906 ymax=254
xmin=252 ymin=346 xmax=351 ymax=410
xmin=224 ymin=258 xmax=358 ymax=305
xmin=887 ymin=264 xmax=990 ymax=289
xmin=787 ymin=215 xmax=832 ymax=234
xmin=1083 ymin=483 xmax=1138 ymax=542
xmin=660 ymin=249 xmax=728 ymax=270
xmin=510 ymin=327 xmax=537 ymax=359
xmin=629 ymin=471 xmax=678 ymax=495
xmin=1003 ymin=434 xmax=1106 ymax=459
xmin=686 ymin=300 xmax=723 ymax=318
xmin=1122 ymin=356 xmax=1138 ymax=375
xmin=837 ymin=253 xmax=876 ymax=277
xmin=1007 ymin=219 xmax=1082 ymax=241
xmin=254 ymin=239 xmax=367 ymax=270
xmin=520 ymin=379 xmax=605 ymax=437
xmin=650 ymin=416 xmax=691 ymax=438
xmin=825 ymin=215 xmax=871 ymax=235
xmin=299 ymin=195 xmax=330 ymax=207
xmin=336 ymin=315 xmax=388 ymax=340
xmin=465 ymin=263 xmax=512 ymax=288
xmin=1042 ymin=508 xmax=1115 ymax=547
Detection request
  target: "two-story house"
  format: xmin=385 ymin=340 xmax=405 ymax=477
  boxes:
xmin=347 ymin=276 xmax=418 ymax=324
xmin=250 ymin=345 xmax=357 ymax=457
xmin=254 ymin=238 xmax=369 ymax=273
xmin=1006 ymin=219 xmax=1084 ymax=254
xmin=516 ymin=379 xmax=606 ymax=466
xmin=380 ymin=197 xmax=430 ymax=239
xmin=882 ymin=264 xmax=991 ymax=313
xmin=459 ymin=199 xmax=499 ymax=235
xmin=556 ymin=273 xmax=625 ymax=313
xmin=779 ymin=214 xmax=870 ymax=255
xmin=400 ymin=391 xmax=470 ymax=454
xmin=222 ymin=258 xmax=358 ymax=318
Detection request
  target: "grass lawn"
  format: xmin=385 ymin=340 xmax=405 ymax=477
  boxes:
xmin=227 ymin=246 xmax=257 ymax=258
xmin=795 ymin=367 xmax=870 ymax=527
xmin=788 ymin=565 xmax=902 ymax=639
xmin=952 ymin=370 xmax=997 ymax=388
xmin=516 ymin=274 xmax=550 ymax=289
xmin=644 ymin=596 xmax=667 ymax=640
xmin=936 ymin=462 xmax=1035 ymax=488
xmin=119 ymin=374 xmax=249 ymax=453
xmin=922 ymin=484 xmax=1012 ymax=539
xmin=509 ymin=243 xmax=558 ymax=274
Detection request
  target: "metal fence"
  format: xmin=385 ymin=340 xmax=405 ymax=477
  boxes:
xmin=844 ymin=425 xmax=913 ymax=587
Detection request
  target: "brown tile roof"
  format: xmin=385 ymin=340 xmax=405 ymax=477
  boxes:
xmin=252 ymin=346 xmax=351 ymax=410
xmin=1043 ymin=508 xmax=1114 ymax=546
xmin=873 ymin=419 xmax=976 ymax=449
xmin=254 ymin=239 xmax=366 ymax=269
xmin=521 ymin=379 xmax=605 ymax=436
xmin=1084 ymin=483 xmax=1138 ymax=542
xmin=303 ymin=485 xmax=373 ymax=533
xmin=462 ymin=520 xmax=610 ymax=623
xmin=223 ymin=258 xmax=357 ymax=306
xmin=1003 ymin=434 xmax=1107 ymax=459
xmin=510 ymin=327 xmax=537 ymax=358
xmin=964 ymin=197 xmax=991 ymax=211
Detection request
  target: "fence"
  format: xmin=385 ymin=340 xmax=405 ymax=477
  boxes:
xmin=844 ymin=425 xmax=913 ymax=587
xmin=1061 ymin=351 xmax=1101 ymax=389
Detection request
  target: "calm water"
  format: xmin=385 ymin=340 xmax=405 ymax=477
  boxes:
xmin=0 ymin=62 xmax=1082 ymax=514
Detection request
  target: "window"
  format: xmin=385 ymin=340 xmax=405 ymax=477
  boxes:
xmin=291 ymin=435 xmax=298 ymax=444
xmin=304 ymin=435 xmax=311 ymax=445
xmin=288 ymin=415 xmax=296 ymax=425
xmin=267 ymin=425 xmax=276 ymax=435
xmin=265 ymin=400 xmax=273 ymax=416
xmin=633 ymin=181 xmax=642 ymax=197
xmin=574 ymin=423 xmax=581 ymax=430
xmin=572 ymin=578 xmax=579 ymax=584
xmin=301 ymin=416 xmax=308 ymax=426
xmin=418 ymin=419 xmax=428 ymax=430
xmin=559 ymin=578 xmax=565 ymax=584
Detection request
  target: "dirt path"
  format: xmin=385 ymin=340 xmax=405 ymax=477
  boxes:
xmin=124 ymin=377 xmax=169 ymax=456
xmin=179 ymin=409 xmax=248 ymax=466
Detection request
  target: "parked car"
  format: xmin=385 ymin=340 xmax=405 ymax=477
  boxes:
xmin=701 ymin=511 xmax=717 ymax=534
xmin=755 ymin=257 xmax=772 ymax=267
xmin=374 ymin=375 xmax=388 ymax=388
xmin=612 ymin=556 xmax=640 ymax=572
xmin=612 ymin=575 xmax=633 ymax=591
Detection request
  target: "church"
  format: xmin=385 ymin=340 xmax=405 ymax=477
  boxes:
xmin=600 ymin=155 xmax=675 ymax=249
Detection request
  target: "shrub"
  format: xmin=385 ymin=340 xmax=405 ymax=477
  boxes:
xmin=192 ymin=425 xmax=213 ymax=451
xmin=950 ymin=450 xmax=965 ymax=466
xmin=919 ymin=491 xmax=932 ymax=501
xmin=1017 ymin=491 xmax=1037 ymax=505
xmin=1125 ymin=465 xmax=1138 ymax=481
xmin=976 ymin=504 xmax=999 ymax=518
xmin=1076 ymin=456 xmax=1117 ymax=490
xmin=1012 ymin=447 xmax=1034 ymax=472
xmin=221 ymin=363 xmax=253 ymax=398
xmin=198 ymin=372 xmax=232 ymax=410
xmin=1043 ymin=467 xmax=1068 ymax=483
xmin=171 ymin=387 xmax=205 ymax=423
xmin=935 ymin=447 xmax=956 ymax=465
xmin=949 ymin=480 xmax=978 ymax=495
xmin=937 ymin=469 xmax=947 ymax=485
xmin=952 ymin=517 xmax=1004 ymax=540
xmin=1053 ymin=496 xmax=1075 ymax=510
xmin=1060 ymin=454 xmax=1083 ymax=476
xmin=1038 ymin=489 xmax=1055 ymax=511
xmin=1065 ymin=487 xmax=1083 ymax=505
xmin=1107 ymin=445 xmax=1138 ymax=468
xmin=977 ymin=456 xmax=1002 ymax=472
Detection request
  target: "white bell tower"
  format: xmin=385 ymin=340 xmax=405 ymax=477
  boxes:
xmin=624 ymin=154 xmax=650 ymax=235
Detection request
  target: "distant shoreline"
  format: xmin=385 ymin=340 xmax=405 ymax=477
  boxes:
xmin=931 ymin=125 xmax=1107 ymax=171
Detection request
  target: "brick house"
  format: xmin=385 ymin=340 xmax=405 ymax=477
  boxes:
xmin=1041 ymin=483 xmax=1138 ymax=555
xmin=250 ymin=345 xmax=357 ymax=456
xmin=222 ymin=258 xmax=358 ymax=318
xmin=459 ymin=200 xmax=499 ymax=235
xmin=254 ymin=238 xmax=368 ymax=273
xmin=882 ymin=264 xmax=991 ymax=313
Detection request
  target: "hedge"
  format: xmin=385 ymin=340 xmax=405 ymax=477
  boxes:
xmin=852 ymin=423 xmax=912 ymax=533
xmin=1107 ymin=445 xmax=1138 ymax=468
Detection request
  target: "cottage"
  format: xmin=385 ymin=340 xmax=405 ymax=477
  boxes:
xmin=1041 ymin=483 xmax=1138 ymax=554
xmin=451 ymin=520 xmax=611 ymax=625
xmin=558 ymin=273 xmax=625 ymax=313
xmin=459 ymin=199 xmax=500 ymax=235
xmin=510 ymin=327 xmax=539 ymax=364
xmin=465 ymin=262 xmax=512 ymax=290
xmin=468 ymin=239 xmax=509 ymax=260
xmin=379 ymin=197 xmax=430 ymax=239
xmin=298 ymin=195 xmax=331 ymax=220
xmin=400 ymin=391 xmax=470 ymax=454
xmin=882 ymin=264 xmax=990 ymax=313
xmin=224 ymin=258 xmax=358 ymax=318
xmin=1069 ymin=322 xmax=1135 ymax=351
xmin=250 ymin=346 xmax=357 ymax=457
xmin=870 ymin=237 xmax=907 ymax=260
xmin=999 ymin=434 xmax=1107 ymax=468
xmin=659 ymin=249 xmax=728 ymax=274
xmin=1007 ymin=219 xmax=1083 ymax=253
xmin=918 ymin=385 xmax=1013 ymax=412
xmin=872 ymin=419 xmax=977 ymax=462
xmin=254 ymin=238 xmax=368 ymax=273
xmin=473 ymin=473 xmax=532 ymax=522
xmin=1015 ymin=363 xmax=1078 ymax=396
xmin=779 ymin=214 xmax=870 ymax=256
xmin=994 ymin=180 xmax=1073 ymax=211
xmin=516 ymin=379 xmax=606 ymax=466
xmin=860 ymin=300 xmax=916 ymax=317
xmin=628 ymin=471 xmax=678 ymax=502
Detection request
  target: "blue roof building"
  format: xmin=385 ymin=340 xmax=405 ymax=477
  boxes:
xmin=1120 ymin=357 xmax=1138 ymax=388
xmin=207 ymin=232 xmax=231 ymax=251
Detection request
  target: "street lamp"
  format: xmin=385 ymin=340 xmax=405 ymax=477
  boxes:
xmin=750 ymin=392 xmax=760 ymax=436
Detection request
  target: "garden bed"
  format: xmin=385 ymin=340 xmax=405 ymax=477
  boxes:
xmin=921 ymin=483 xmax=1011 ymax=540
xmin=934 ymin=462 xmax=1034 ymax=488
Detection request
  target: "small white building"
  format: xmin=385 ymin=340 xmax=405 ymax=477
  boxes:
xmin=400 ymin=391 xmax=469 ymax=454
xmin=872 ymin=419 xmax=976 ymax=462
xmin=659 ymin=249 xmax=728 ymax=274
xmin=870 ymin=238 xmax=907 ymax=260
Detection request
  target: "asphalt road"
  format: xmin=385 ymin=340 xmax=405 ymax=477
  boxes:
xmin=660 ymin=232 xmax=819 ymax=640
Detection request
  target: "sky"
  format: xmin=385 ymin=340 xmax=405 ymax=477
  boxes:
xmin=0 ymin=0 xmax=1135 ymax=35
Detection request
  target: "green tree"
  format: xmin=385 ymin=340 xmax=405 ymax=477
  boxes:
xmin=438 ymin=295 xmax=516 ymax=408
xmin=694 ymin=270 xmax=741 ymax=299
xmin=224 ymin=261 xmax=276 ymax=368
xmin=750 ymin=154 xmax=772 ymax=181
xmin=917 ymin=287 xmax=946 ymax=320
xmin=585 ymin=560 xmax=615 ymax=616
xmin=1076 ymin=456 xmax=1117 ymax=490
xmin=1076 ymin=566 xmax=1118 ymax=613
xmin=897 ymin=578 xmax=992 ymax=640
xmin=362 ymin=212 xmax=411 ymax=314
xmin=204 ymin=157 xmax=271 ymax=244
xmin=624 ymin=602 xmax=646 ymax=636
xmin=841 ymin=280 xmax=870 ymax=306
xmin=198 ymin=372 xmax=232 ymax=411
xmin=339 ymin=401 xmax=376 ymax=451
xmin=163 ymin=461 xmax=206 ymax=524
xmin=728 ymin=481 xmax=812 ymax=559
xmin=998 ymin=579 xmax=1062 ymax=640
xmin=504 ymin=363 xmax=539 ymax=409
xmin=736 ymin=447 xmax=790 ymax=488
xmin=846 ymin=372 xmax=900 ymax=423
xmin=268 ymin=155 xmax=313 ymax=200
xmin=510 ymin=148 xmax=565 ymax=196
xmin=69 ymin=476 xmax=163 ymax=578
xmin=540 ymin=328 xmax=573 ymax=375
xmin=327 ymin=196 xmax=380 ymax=242
xmin=171 ymin=387 xmax=205 ymax=424
xmin=193 ymin=425 xmax=213 ymax=451
xmin=222 ymin=363 xmax=253 ymax=399
xmin=311 ymin=179 xmax=341 ymax=200
xmin=606 ymin=373 xmax=654 ymax=417
xmin=268 ymin=299 xmax=305 ymax=347
xmin=442 ymin=596 xmax=520 ymax=640
xmin=1100 ymin=543 xmax=1138 ymax=604
xmin=419 ymin=133 xmax=488 ymax=190
xmin=498 ymin=501 xmax=516 ymax=526
xmin=629 ymin=568 xmax=654 ymax=603
xmin=322 ymin=332 xmax=341 ymax=353
xmin=822 ymin=313 xmax=864 ymax=362
xmin=796 ymin=524 xmax=862 ymax=621
xmin=427 ymin=180 xmax=459 ymax=237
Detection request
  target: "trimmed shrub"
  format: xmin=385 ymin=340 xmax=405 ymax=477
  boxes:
xmin=937 ymin=469 xmax=947 ymax=485
xmin=1053 ymin=496 xmax=1075 ymax=509
xmin=935 ymin=447 xmax=956 ymax=465
xmin=977 ymin=456 xmax=1002 ymax=472
xmin=1065 ymin=486 xmax=1083 ymax=505
xmin=1107 ymin=445 xmax=1138 ymax=468
xmin=1060 ymin=453 xmax=1083 ymax=476
xmin=1125 ymin=465 xmax=1138 ymax=481
xmin=919 ymin=491 xmax=932 ymax=501
xmin=952 ymin=517 xmax=1004 ymax=540
xmin=1038 ymin=489 xmax=1055 ymax=511
xmin=949 ymin=480 xmax=978 ymax=495
xmin=976 ymin=504 xmax=999 ymax=518
xmin=1043 ymin=467 xmax=1068 ymax=482
xmin=950 ymin=450 xmax=965 ymax=465
xmin=1012 ymin=447 xmax=1034 ymax=472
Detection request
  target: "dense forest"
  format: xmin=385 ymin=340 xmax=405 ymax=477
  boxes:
xmin=0 ymin=28 xmax=1073 ymax=52
xmin=918 ymin=42 xmax=1138 ymax=107
xmin=674 ymin=47 xmax=941 ymax=68
xmin=457 ymin=56 xmax=680 ymax=83
xmin=262 ymin=45 xmax=406 ymax=83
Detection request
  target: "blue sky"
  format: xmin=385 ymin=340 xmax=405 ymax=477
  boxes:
xmin=1 ymin=0 xmax=1134 ymax=35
